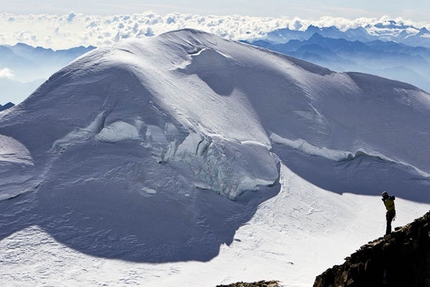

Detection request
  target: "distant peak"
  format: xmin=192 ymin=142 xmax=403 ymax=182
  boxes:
xmin=0 ymin=102 xmax=15 ymax=112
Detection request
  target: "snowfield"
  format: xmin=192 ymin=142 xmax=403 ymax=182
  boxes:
xmin=0 ymin=29 xmax=429 ymax=286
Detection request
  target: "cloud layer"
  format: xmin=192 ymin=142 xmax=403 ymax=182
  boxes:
xmin=0 ymin=68 xmax=14 ymax=79
xmin=0 ymin=12 xmax=429 ymax=50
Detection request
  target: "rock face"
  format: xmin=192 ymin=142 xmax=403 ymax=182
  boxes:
xmin=314 ymin=211 xmax=430 ymax=287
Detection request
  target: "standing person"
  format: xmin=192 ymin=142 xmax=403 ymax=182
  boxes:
xmin=382 ymin=191 xmax=396 ymax=235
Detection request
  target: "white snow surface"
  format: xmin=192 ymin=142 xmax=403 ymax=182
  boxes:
xmin=0 ymin=29 xmax=429 ymax=286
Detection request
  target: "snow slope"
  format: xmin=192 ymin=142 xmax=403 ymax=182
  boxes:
xmin=0 ymin=29 xmax=429 ymax=286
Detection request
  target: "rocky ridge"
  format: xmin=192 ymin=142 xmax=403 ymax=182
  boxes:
xmin=313 ymin=211 xmax=430 ymax=287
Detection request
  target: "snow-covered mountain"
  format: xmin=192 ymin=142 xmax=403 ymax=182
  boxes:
xmin=0 ymin=29 xmax=429 ymax=287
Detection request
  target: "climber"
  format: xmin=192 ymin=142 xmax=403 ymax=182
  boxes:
xmin=381 ymin=191 xmax=396 ymax=235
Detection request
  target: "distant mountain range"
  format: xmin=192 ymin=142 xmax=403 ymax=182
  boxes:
xmin=247 ymin=23 xmax=430 ymax=93
xmin=0 ymin=43 xmax=95 ymax=104
xmin=0 ymin=102 xmax=14 ymax=111
xmin=262 ymin=21 xmax=430 ymax=48
xmin=0 ymin=43 xmax=95 ymax=81
xmin=2 ymin=18 xmax=430 ymax=105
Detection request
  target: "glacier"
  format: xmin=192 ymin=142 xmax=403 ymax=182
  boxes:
xmin=0 ymin=29 xmax=429 ymax=286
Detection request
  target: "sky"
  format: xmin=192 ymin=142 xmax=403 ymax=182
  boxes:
xmin=1 ymin=0 xmax=430 ymax=22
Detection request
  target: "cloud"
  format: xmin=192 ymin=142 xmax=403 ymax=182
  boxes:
xmin=0 ymin=68 xmax=14 ymax=79
xmin=0 ymin=12 xmax=428 ymax=50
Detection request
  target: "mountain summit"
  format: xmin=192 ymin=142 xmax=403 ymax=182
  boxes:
xmin=2 ymin=28 xmax=430 ymax=199
xmin=0 ymin=29 xmax=429 ymax=285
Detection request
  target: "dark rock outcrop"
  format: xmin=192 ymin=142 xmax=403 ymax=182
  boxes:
xmin=314 ymin=211 xmax=430 ymax=287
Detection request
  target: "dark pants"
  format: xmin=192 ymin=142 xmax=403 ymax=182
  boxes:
xmin=386 ymin=210 xmax=396 ymax=235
